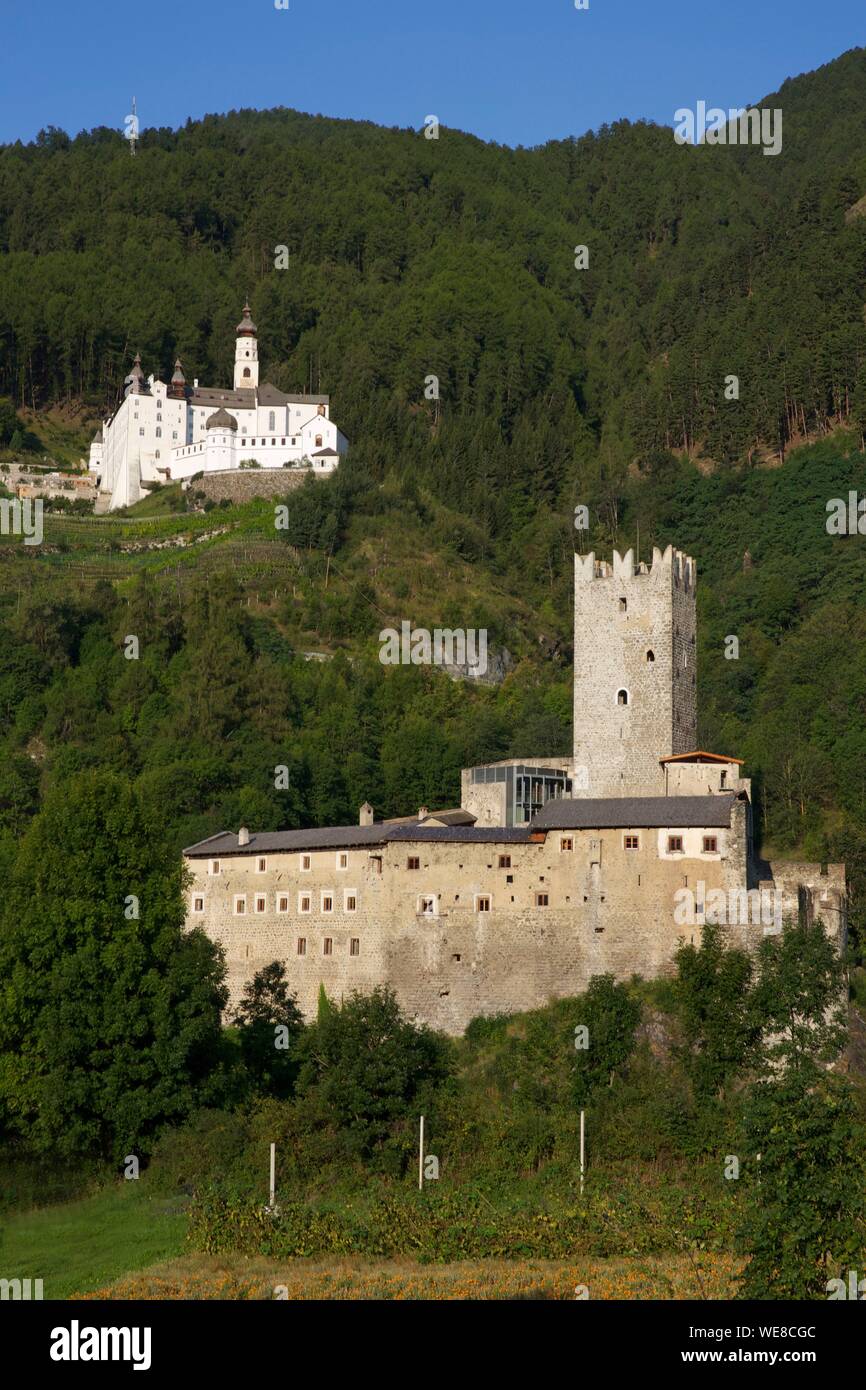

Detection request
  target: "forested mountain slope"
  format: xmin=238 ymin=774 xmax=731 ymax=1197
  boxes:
xmin=1 ymin=48 xmax=866 ymax=939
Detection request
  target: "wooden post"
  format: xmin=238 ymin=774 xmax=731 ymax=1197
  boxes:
xmin=579 ymin=1110 xmax=585 ymax=1196
xmin=418 ymin=1116 xmax=425 ymax=1191
xmin=269 ymin=1141 xmax=276 ymax=1208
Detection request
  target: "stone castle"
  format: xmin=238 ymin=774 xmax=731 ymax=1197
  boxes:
xmin=184 ymin=544 xmax=846 ymax=1034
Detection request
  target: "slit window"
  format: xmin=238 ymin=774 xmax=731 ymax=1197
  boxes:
xmin=350 ymin=938 xmax=360 ymax=956
xmin=323 ymin=938 xmax=333 ymax=956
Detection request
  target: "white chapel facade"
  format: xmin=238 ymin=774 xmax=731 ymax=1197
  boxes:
xmin=89 ymin=304 xmax=348 ymax=511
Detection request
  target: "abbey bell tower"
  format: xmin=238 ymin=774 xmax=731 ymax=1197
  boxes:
xmin=234 ymin=301 xmax=259 ymax=390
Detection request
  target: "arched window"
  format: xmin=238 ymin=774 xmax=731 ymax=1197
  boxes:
xmin=155 ymin=427 xmax=161 ymax=438
xmin=646 ymin=650 xmax=655 ymax=662
xmin=243 ymin=367 xmax=251 ymax=378
xmin=617 ymin=689 xmax=629 ymax=706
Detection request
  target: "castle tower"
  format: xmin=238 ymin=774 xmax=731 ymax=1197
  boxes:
xmin=572 ymin=545 xmax=697 ymax=797
xmin=234 ymin=302 xmax=259 ymax=391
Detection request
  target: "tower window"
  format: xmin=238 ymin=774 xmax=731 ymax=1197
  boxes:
xmin=243 ymin=368 xmax=250 ymax=378
xmin=617 ymin=689 xmax=629 ymax=706
xmin=646 ymin=650 xmax=655 ymax=662
xmin=619 ymin=597 xmax=627 ymax=613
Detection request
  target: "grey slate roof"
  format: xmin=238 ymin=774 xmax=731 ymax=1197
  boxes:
xmin=257 ymin=383 xmax=329 ymax=407
xmin=190 ymin=388 xmax=254 ymax=409
xmin=184 ymin=825 xmax=389 ymax=856
xmin=529 ymin=794 xmax=737 ymax=830
xmin=184 ymin=795 xmax=737 ymax=857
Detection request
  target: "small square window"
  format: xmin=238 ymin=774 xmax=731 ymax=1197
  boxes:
xmin=476 ymin=896 xmax=491 ymax=913
xmin=323 ymin=937 xmax=333 ymax=956
xmin=420 ymin=896 xmax=436 ymax=916
xmin=506 ymin=873 xmax=513 ymax=884
xmin=350 ymin=938 xmax=360 ymax=957
xmin=299 ymin=894 xmax=311 ymax=914
xmin=498 ymin=854 xmax=511 ymax=869
xmin=624 ymin=835 xmax=640 ymax=850
xmin=193 ymin=896 xmax=204 ymax=913
xmin=322 ymin=894 xmax=334 ymax=913
xmin=297 ymin=938 xmax=306 ymax=956
xmin=703 ymin=836 xmax=718 ymax=853
xmin=560 ymin=838 xmax=573 ymax=852
xmin=407 ymin=857 xmax=420 ymax=870
xmin=667 ymin=836 xmax=684 ymax=854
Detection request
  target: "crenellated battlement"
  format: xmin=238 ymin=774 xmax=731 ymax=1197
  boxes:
xmin=575 ymin=545 xmax=696 ymax=590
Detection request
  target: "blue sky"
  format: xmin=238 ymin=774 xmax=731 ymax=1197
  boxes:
xmin=2 ymin=0 xmax=863 ymax=147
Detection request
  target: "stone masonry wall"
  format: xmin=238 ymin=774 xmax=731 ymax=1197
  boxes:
xmin=184 ymin=468 xmax=316 ymax=505
xmin=573 ymin=546 xmax=697 ymax=798
xmin=187 ymin=818 xmax=752 ymax=1035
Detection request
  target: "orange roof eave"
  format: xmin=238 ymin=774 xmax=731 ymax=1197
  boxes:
xmin=659 ymin=750 xmax=745 ymax=765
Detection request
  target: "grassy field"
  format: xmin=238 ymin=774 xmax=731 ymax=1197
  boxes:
xmin=1 ymin=1183 xmax=189 ymax=1300
xmin=82 ymin=1252 xmax=742 ymax=1301
xmin=1 ymin=1182 xmax=742 ymax=1300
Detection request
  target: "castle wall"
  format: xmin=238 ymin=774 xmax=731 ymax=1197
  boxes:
xmin=187 ymin=819 xmax=751 ymax=1034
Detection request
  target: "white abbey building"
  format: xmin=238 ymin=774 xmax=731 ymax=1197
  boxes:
xmin=89 ymin=304 xmax=348 ymax=510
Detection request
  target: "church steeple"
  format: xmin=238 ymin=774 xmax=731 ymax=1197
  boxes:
xmin=234 ymin=300 xmax=259 ymax=390
xmin=168 ymin=358 xmax=186 ymax=399
xmin=124 ymin=352 xmax=145 ymax=397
